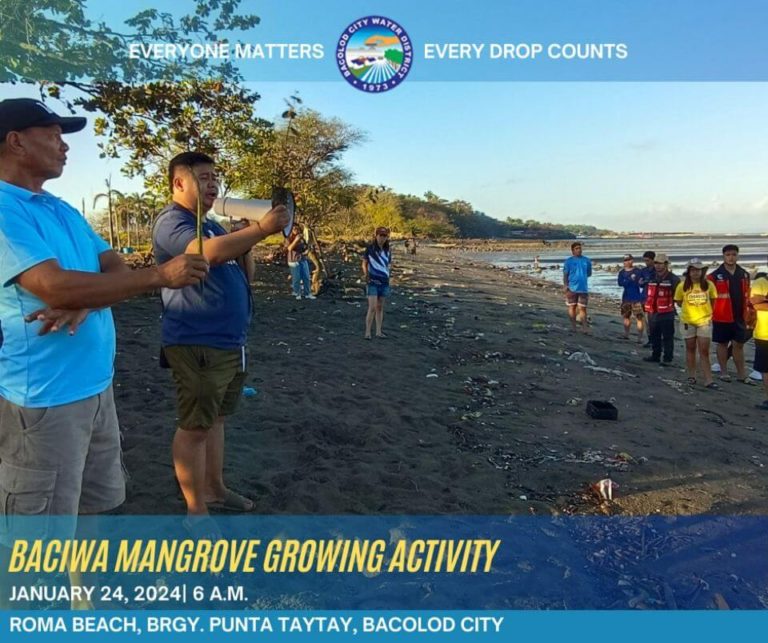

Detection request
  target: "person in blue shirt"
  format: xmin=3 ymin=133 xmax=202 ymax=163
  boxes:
xmin=152 ymin=152 xmax=288 ymax=526
xmin=362 ymin=226 xmax=392 ymax=339
xmin=563 ymin=242 xmax=592 ymax=333
xmin=618 ymin=254 xmax=647 ymax=343
xmin=0 ymin=99 xmax=207 ymax=533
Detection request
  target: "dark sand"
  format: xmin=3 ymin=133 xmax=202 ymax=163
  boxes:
xmin=113 ymin=245 xmax=768 ymax=516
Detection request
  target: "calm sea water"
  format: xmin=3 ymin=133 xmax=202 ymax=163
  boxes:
xmin=480 ymin=235 xmax=768 ymax=297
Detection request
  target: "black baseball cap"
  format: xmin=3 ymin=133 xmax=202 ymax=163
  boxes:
xmin=0 ymin=98 xmax=86 ymax=142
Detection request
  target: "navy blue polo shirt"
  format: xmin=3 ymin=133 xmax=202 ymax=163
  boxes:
xmin=152 ymin=203 xmax=251 ymax=349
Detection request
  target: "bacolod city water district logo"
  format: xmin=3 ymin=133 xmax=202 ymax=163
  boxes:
xmin=336 ymin=16 xmax=413 ymax=92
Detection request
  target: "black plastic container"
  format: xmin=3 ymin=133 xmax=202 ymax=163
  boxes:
xmin=586 ymin=400 xmax=619 ymax=421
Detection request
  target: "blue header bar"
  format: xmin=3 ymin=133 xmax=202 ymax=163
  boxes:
xmin=7 ymin=0 xmax=765 ymax=83
xmin=101 ymin=0 xmax=768 ymax=82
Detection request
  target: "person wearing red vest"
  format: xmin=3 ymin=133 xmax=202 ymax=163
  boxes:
xmin=707 ymin=244 xmax=753 ymax=383
xmin=642 ymin=253 xmax=681 ymax=365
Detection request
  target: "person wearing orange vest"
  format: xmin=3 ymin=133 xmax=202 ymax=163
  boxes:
xmin=707 ymin=244 xmax=753 ymax=384
xmin=642 ymin=253 xmax=680 ymax=365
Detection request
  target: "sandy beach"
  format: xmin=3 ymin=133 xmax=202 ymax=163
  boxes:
xmin=113 ymin=244 xmax=768 ymax=516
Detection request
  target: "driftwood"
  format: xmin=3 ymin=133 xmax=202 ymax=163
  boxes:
xmin=121 ymin=251 xmax=154 ymax=270
xmin=305 ymin=227 xmax=329 ymax=294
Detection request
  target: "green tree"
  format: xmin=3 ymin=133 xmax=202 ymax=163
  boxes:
xmin=0 ymin=2 xmax=266 ymax=194
xmin=86 ymin=79 xmax=270 ymax=195
xmin=354 ymin=188 xmax=406 ymax=235
xmin=234 ymin=107 xmax=365 ymax=228
xmin=0 ymin=1 xmax=259 ymax=83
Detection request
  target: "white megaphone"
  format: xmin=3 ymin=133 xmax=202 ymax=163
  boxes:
xmin=212 ymin=187 xmax=295 ymax=237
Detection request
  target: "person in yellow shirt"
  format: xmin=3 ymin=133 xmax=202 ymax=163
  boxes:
xmin=674 ymin=258 xmax=719 ymax=389
xmin=749 ymin=271 xmax=768 ymax=409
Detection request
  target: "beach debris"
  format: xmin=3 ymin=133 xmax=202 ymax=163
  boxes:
xmin=586 ymin=400 xmax=619 ymax=421
xmin=659 ymin=378 xmax=691 ymax=394
xmin=592 ymin=478 xmax=618 ymax=501
xmin=697 ymin=408 xmax=727 ymax=426
xmin=584 ymin=365 xmax=637 ymax=378
xmin=566 ymin=397 xmax=582 ymax=406
xmin=426 ymin=373 xmax=439 ymax=379
xmin=564 ymin=449 xmax=634 ymax=470
xmin=242 ymin=387 xmax=257 ymax=397
xmin=567 ymin=351 xmax=596 ymax=366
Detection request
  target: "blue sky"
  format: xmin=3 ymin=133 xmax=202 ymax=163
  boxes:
xmin=2 ymin=1 xmax=767 ymax=233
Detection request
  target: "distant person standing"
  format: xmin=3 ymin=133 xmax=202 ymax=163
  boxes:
xmin=363 ymin=226 xmax=392 ymax=339
xmin=708 ymin=244 xmax=753 ymax=383
xmin=617 ymin=254 xmax=646 ymax=343
xmin=286 ymin=223 xmax=315 ymax=300
xmin=674 ymin=259 xmax=719 ymax=388
xmin=643 ymin=253 xmax=680 ymax=365
xmin=563 ymin=242 xmax=592 ymax=333
xmin=749 ymin=271 xmax=768 ymax=409
xmin=641 ymin=251 xmax=656 ymax=347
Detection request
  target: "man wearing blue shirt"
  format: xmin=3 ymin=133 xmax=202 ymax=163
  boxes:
xmin=153 ymin=152 xmax=288 ymax=525
xmin=563 ymin=242 xmax=592 ymax=333
xmin=0 ymin=99 xmax=208 ymax=528
xmin=618 ymin=254 xmax=646 ymax=343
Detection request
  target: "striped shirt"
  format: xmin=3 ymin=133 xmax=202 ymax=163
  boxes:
xmin=364 ymin=243 xmax=391 ymax=284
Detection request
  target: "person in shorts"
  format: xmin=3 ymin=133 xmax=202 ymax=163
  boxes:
xmin=0 ymin=99 xmax=207 ymax=604
xmin=563 ymin=242 xmax=592 ymax=333
xmin=0 ymin=101 xmax=207 ymax=521
xmin=708 ymin=244 xmax=753 ymax=383
xmin=152 ymin=152 xmax=288 ymax=523
xmin=674 ymin=259 xmax=718 ymax=388
xmin=750 ymin=272 xmax=768 ymax=409
xmin=618 ymin=253 xmax=646 ymax=343
xmin=363 ymin=226 xmax=392 ymax=339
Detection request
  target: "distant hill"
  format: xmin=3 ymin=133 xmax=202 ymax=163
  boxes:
xmin=394 ymin=191 xmax=615 ymax=239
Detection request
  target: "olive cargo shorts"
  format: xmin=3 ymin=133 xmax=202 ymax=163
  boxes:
xmin=163 ymin=345 xmax=247 ymax=430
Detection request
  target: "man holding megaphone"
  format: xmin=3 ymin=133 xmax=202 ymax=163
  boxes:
xmin=152 ymin=152 xmax=289 ymax=527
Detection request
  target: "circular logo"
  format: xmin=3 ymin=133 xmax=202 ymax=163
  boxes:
xmin=336 ymin=17 xmax=413 ymax=93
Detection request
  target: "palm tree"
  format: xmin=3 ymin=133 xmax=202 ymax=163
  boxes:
xmin=93 ymin=177 xmax=124 ymax=248
xmin=115 ymin=192 xmax=155 ymax=248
